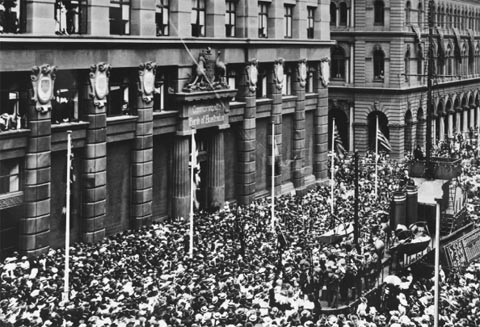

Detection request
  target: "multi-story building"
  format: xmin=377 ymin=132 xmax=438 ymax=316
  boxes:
xmin=329 ymin=0 xmax=480 ymax=158
xmin=0 ymin=0 xmax=332 ymax=257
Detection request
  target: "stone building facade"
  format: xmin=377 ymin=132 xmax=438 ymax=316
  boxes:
xmin=0 ymin=0 xmax=332 ymax=257
xmin=329 ymin=0 xmax=480 ymax=158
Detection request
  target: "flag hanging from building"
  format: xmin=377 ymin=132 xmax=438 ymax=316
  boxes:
xmin=377 ymin=128 xmax=392 ymax=152
xmin=333 ymin=121 xmax=346 ymax=157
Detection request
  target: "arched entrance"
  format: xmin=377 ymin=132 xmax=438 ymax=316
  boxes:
xmin=368 ymin=111 xmax=389 ymax=151
xmin=404 ymin=110 xmax=413 ymax=153
xmin=328 ymin=108 xmax=349 ymax=151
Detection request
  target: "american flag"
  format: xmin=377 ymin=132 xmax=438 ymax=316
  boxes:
xmin=377 ymin=128 xmax=392 ymax=152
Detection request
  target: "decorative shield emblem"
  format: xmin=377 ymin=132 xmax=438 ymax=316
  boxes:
xmin=95 ymin=74 xmax=108 ymax=100
xmin=320 ymin=58 xmax=330 ymax=87
xmin=38 ymin=77 xmax=52 ymax=104
xmin=143 ymin=70 xmax=155 ymax=95
xmin=250 ymin=65 xmax=258 ymax=86
xmin=298 ymin=59 xmax=307 ymax=88
xmin=274 ymin=58 xmax=285 ymax=90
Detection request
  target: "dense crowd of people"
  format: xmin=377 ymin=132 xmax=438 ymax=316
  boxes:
xmin=0 ymin=149 xmax=479 ymax=326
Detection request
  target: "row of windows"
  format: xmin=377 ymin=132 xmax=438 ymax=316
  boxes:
xmin=434 ymin=3 xmax=480 ymax=31
xmin=0 ymin=0 xmax=320 ymax=39
xmin=0 ymin=62 xmax=320 ymax=132
xmin=331 ymin=1 xmax=385 ymax=27
xmin=331 ymin=46 xmax=385 ymax=82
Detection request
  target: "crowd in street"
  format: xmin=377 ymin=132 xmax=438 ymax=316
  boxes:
xmin=0 ymin=150 xmax=479 ymax=326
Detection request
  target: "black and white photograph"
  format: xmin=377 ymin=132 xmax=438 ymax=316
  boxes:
xmin=1 ymin=0 xmax=480 ymax=326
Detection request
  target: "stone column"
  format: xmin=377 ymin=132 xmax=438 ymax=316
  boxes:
xmin=470 ymin=106 xmax=475 ymax=129
xmin=463 ymin=109 xmax=469 ymax=134
xmin=26 ymin=0 xmax=56 ymax=34
xmin=268 ymin=0 xmax=284 ymax=39
xmin=316 ymin=0 xmax=331 ymax=40
xmin=314 ymin=63 xmax=329 ymax=180
xmin=82 ymin=63 xmax=109 ymax=243
xmin=432 ymin=118 xmax=436 ymax=146
xmin=439 ymin=116 xmax=445 ymax=141
xmin=87 ymin=0 xmax=110 ymax=36
xmin=20 ymin=65 xmax=55 ymax=257
xmin=171 ymin=135 xmax=190 ymax=220
xmin=292 ymin=60 xmax=307 ymax=194
xmin=237 ymin=0 xmax=258 ymax=38
xmin=236 ymin=61 xmax=257 ymax=205
xmin=131 ymin=0 xmax=156 ymax=36
xmin=206 ymin=130 xmax=225 ymax=209
xmin=349 ymin=105 xmax=354 ymax=151
xmin=448 ymin=113 xmax=453 ymax=138
xmin=456 ymin=111 xmax=461 ymax=133
xmin=170 ymin=0 xmax=191 ymax=37
xmin=132 ymin=63 xmax=155 ymax=228
xmin=206 ymin=0 xmax=226 ymax=37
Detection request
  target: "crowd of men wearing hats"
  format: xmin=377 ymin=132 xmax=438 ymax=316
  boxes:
xmin=1 ymin=150 xmax=479 ymax=327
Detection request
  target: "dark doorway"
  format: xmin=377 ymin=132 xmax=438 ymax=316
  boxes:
xmin=368 ymin=111 xmax=389 ymax=151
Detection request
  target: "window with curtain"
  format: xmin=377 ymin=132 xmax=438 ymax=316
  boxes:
xmin=156 ymin=0 xmax=169 ymax=36
xmin=191 ymin=0 xmax=206 ymax=37
xmin=331 ymin=46 xmax=346 ymax=80
xmin=373 ymin=48 xmax=385 ymax=81
xmin=225 ymin=0 xmax=236 ymax=37
xmin=307 ymin=7 xmax=315 ymax=39
xmin=284 ymin=5 xmax=293 ymax=38
xmin=374 ymin=0 xmax=385 ymax=25
xmin=258 ymin=2 xmax=268 ymax=38
xmin=110 ymin=0 xmax=130 ymax=35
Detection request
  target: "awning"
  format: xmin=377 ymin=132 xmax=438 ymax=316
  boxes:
xmin=452 ymin=28 xmax=462 ymax=63
xmin=436 ymin=27 xmax=445 ymax=64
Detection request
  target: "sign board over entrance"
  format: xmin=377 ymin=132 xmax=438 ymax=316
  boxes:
xmin=443 ymin=228 xmax=480 ymax=267
xmin=189 ymin=103 xmax=225 ymax=129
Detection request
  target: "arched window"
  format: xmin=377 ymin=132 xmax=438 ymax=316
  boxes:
xmin=404 ymin=110 xmax=413 ymax=153
xmin=418 ymin=3 xmax=423 ymax=27
xmin=374 ymin=0 xmax=384 ymax=25
xmin=339 ymin=2 xmax=348 ymax=26
xmin=446 ymin=44 xmax=453 ymax=76
xmin=373 ymin=46 xmax=385 ymax=81
xmin=330 ymin=3 xmax=337 ymax=26
xmin=331 ymin=46 xmax=346 ymax=80
xmin=405 ymin=1 xmax=411 ymax=25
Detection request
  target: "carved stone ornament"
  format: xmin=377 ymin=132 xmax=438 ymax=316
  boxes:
xmin=246 ymin=59 xmax=259 ymax=94
xmin=138 ymin=61 xmax=157 ymax=103
xmin=30 ymin=64 xmax=57 ymax=114
xmin=297 ymin=58 xmax=308 ymax=88
xmin=274 ymin=58 xmax=285 ymax=91
xmin=184 ymin=47 xmax=229 ymax=92
xmin=89 ymin=62 xmax=111 ymax=108
xmin=319 ymin=58 xmax=330 ymax=87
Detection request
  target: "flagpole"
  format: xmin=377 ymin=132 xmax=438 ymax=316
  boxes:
xmin=63 ymin=130 xmax=72 ymax=303
xmin=434 ymin=199 xmax=441 ymax=327
xmin=375 ymin=115 xmax=379 ymax=199
xmin=331 ymin=118 xmax=335 ymax=214
xmin=189 ymin=130 xmax=195 ymax=259
xmin=271 ymin=122 xmax=275 ymax=230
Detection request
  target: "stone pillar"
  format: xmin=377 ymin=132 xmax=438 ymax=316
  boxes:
xmin=349 ymin=105 xmax=354 ymax=151
xmin=316 ymin=0 xmax=331 ymax=41
xmin=87 ymin=0 xmax=110 ymax=36
xmin=206 ymin=0 xmax=226 ymax=37
xmin=448 ymin=113 xmax=453 ymax=138
xmin=82 ymin=63 xmax=109 ymax=243
xmin=269 ymin=60 xmax=283 ymax=192
xmin=131 ymin=0 xmax=156 ymax=36
xmin=207 ymin=130 xmax=225 ymax=209
xmin=237 ymin=61 xmax=258 ymax=205
xmin=314 ymin=63 xmax=329 ymax=180
xmin=439 ymin=116 xmax=445 ymax=141
xmin=132 ymin=63 xmax=155 ymax=228
xmin=171 ymin=135 xmax=190 ymax=220
xmin=237 ymin=0 xmax=258 ymax=38
xmin=26 ymin=0 xmax=56 ymax=34
xmin=170 ymin=0 xmax=191 ymax=37
xmin=463 ymin=109 xmax=469 ymax=134
xmin=470 ymin=106 xmax=475 ymax=129
xmin=292 ymin=60 xmax=307 ymax=193
xmin=293 ymin=0 xmax=308 ymax=39
xmin=20 ymin=65 xmax=55 ymax=257
xmin=456 ymin=111 xmax=461 ymax=133
xmin=432 ymin=118 xmax=436 ymax=146
xmin=268 ymin=0 xmax=284 ymax=39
